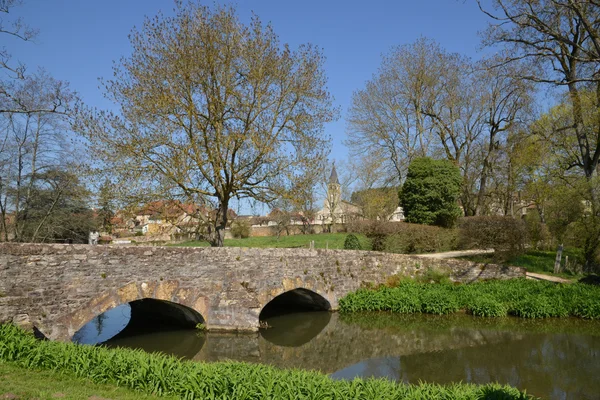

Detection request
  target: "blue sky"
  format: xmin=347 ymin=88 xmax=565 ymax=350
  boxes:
xmin=9 ymin=0 xmax=492 ymax=165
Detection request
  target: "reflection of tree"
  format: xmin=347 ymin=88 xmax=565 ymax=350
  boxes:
xmin=396 ymin=335 xmax=600 ymax=399
xmin=93 ymin=313 xmax=106 ymax=337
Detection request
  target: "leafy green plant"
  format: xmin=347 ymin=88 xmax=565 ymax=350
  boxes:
xmin=0 ymin=324 xmax=531 ymax=400
xmin=421 ymin=290 xmax=460 ymax=315
xmin=339 ymin=277 xmax=600 ymax=320
xmin=195 ymin=323 xmax=207 ymax=331
xmin=343 ymin=234 xmax=362 ymax=250
xmin=468 ymin=296 xmax=508 ymax=317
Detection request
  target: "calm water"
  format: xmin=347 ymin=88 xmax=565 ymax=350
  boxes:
xmin=74 ymin=308 xmax=600 ymax=400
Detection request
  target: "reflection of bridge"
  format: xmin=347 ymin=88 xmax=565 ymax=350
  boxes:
xmin=0 ymin=243 xmax=524 ymax=341
xmin=196 ymin=314 xmax=526 ymax=374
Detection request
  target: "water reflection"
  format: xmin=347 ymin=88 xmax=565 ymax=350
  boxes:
xmin=260 ymin=311 xmax=331 ymax=347
xmin=75 ymin=309 xmax=600 ymax=400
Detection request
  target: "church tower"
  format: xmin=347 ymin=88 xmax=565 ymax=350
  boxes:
xmin=327 ymin=163 xmax=341 ymax=214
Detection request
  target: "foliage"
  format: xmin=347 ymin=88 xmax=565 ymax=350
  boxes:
xmin=420 ymin=289 xmax=460 ymax=315
xmin=467 ymin=296 xmax=508 ymax=317
xmin=510 ymin=296 xmax=569 ymax=319
xmin=347 ymin=220 xmax=457 ymax=254
xmin=350 ymin=187 xmax=399 ymax=220
xmin=459 ymin=216 xmax=527 ymax=258
xmin=0 ymin=324 xmax=531 ymax=399
xmin=400 ymin=157 xmax=462 ymax=228
xmin=339 ymin=278 xmax=600 ymax=320
xmin=523 ymin=212 xmax=551 ymax=250
xmin=13 ymin=169 xmax=96 ymax=243
xmin=384 ymin=225 xmax=458 ymax=254
xmin=77 ymin=2 xmax=336 ymax=247
xmin=343 ymin=234 xmax=362 ymax=250
xmin=230 ymin=219 xmax=251 ymax=239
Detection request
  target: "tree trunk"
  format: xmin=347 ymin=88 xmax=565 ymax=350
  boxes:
xmin=211 ymin=200 xmax=229 ymax=247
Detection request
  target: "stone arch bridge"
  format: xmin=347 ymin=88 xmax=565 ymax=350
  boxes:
xmin=0 ymin=243 xmax=524 ymax=341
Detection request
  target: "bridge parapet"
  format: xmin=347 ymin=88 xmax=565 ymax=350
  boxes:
xmin=0 ymin=243 xmax=525 ymax=341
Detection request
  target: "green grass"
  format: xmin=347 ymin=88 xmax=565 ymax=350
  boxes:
xmin=0 ymin=324 xmax=534 ymax=399
xmin=173 ymin=233 xmax=372 ymax=250
xmin=0 ymin=361 xmax=172 ymax=400
xmin=339 ymin=278 xmax=600 ymax=319
xmin=459 ymin=248 xmax=584 ymax=279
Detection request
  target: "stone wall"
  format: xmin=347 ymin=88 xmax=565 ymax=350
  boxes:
xmin=0 ymin=243 xmax=525 ymax=341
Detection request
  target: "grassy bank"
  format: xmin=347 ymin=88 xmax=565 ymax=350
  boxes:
xmin=0 ymin=324 xmax=533 ymax=399
xmin=459 ymin=248 xmax=584 ymax=279
xmin=339 ymin=278 xmax=600 ymax=319
xmin=173 ymin=233 xmax=372 ymax=250
xmin=0 ymin=361 xmax=173 ymax=400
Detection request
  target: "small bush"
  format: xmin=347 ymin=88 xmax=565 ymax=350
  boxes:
xmin=459 ymin=216 xmax=528 ymax=258
xmin=348 ymin=220 xmax=457 ymax=254
xmin=230 ymin=219 xmax=251 ymax=239
xmin=385 ymin=224 xmax=458 ymax=254
xmin=468 ymin=296 xmax=508 ymax=317
xmin=134 ymin=231 xmax=144 ymax=237
xmin=343 ymin=234 xmax=362 ymax=250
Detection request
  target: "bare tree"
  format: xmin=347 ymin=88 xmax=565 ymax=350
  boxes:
xmin=346 ymin=38 xmax=440 ymax=185
xmin=477 ymin=0 xmax=600 ymax=267
xmin=77 ymin=3 xmax=337 ymax=247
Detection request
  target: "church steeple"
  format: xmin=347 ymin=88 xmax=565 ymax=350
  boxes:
xmin=329 ymin=164 xmax=340 ymax=185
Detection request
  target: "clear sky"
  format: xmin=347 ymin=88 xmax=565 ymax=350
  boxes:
xmin=8 ymin=0 xmax=493 ymax=165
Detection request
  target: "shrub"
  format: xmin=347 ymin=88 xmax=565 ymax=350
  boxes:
xmin=343 ymin=234 xmax=362 ymax=250
xmin=384 ymin=224 xmax=458 ymax=254
xmin=468 ymin=296 xmax=508 ymax=317
xmin=459 ymin=216 xmax=528 ymax=258
xmin=399 ymin=157 xmax=462 ymax=228
xmin=348 ymin=220 xmax=457 ymax=254
xmin=230 ymin=219 xmax=251 ymax=238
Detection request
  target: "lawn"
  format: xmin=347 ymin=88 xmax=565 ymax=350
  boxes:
xmin=459 ymin=248 xmax=584 ymax=279
xmin=173 ymin=232 xmax=372 ymax=250
xmin=0 ymin=361 xmax=173 ymax=400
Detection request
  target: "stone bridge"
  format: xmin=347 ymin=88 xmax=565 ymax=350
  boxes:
xmin=0 ymin=243 xmax=524 ymax=341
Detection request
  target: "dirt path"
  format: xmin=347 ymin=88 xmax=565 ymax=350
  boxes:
xmin=524 ymin=272 xmax=572 ymax=284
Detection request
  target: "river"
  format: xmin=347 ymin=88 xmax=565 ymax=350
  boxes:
xmin=73 ymin=305 xmax=600 ymax=400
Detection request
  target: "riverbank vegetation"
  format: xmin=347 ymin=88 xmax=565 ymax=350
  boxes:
xmin=339 ymin=279 xmax=600 ymax=319
xmin=0 ymin=324 xmax=533 ymax=399
xmin=0 ymin=361 xmax=172 ymax=400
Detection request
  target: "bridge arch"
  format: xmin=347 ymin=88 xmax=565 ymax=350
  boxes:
xmin=65 ymin=280 xmax=209 ymax=341
xmin=259 ymin=287 xmax=332 ymax=320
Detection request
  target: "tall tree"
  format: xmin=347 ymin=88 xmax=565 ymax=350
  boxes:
xmin=477 ymin=0 xmax=600 ymax=268
xmin=78 ymin=2 xmax=337 ymax=247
